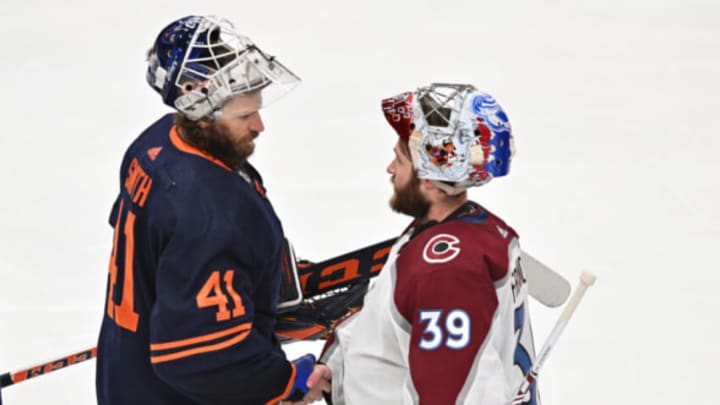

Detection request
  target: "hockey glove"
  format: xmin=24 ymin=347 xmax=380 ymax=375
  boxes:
xmin=284 ymin=354 xmax=316 ymax=402
xmin=275 ymin=280 xmax=369 ymax=342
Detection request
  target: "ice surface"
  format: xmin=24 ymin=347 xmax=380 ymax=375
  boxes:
xmin=1 ymin=0 xmax=718 ymax=403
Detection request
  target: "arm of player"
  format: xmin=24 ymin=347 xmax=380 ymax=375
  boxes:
xmin=149 ymin=228 xmax=300 ymax=404
xmin=315 ymin=308 xmax=362 ymax=404
xmin=398 ymin=263 xmax=510 ymax=404
xmin=281 ymin=363 xmax=332 ymax=405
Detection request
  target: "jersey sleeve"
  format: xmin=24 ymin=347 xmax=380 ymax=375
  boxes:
xmin=396 ymin=256 xmax=511 ymax=405
xmin=149 ymin=227 xmax=295 ymax=404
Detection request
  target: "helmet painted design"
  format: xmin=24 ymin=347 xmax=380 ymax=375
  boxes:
xmin=381 ymin=83 xmax=514 ymax=193
xmin=146 ymin=15 xmax=300 ymax=120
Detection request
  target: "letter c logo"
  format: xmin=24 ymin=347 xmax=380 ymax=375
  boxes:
xmin=422 ymin=234 xmax=461 ymax=264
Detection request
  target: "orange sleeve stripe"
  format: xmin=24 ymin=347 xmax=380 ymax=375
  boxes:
xmin=265 ymin=361 xmax=296 ymax=405
xmin=150 ymin=329 xmax=251 ymax=364
xmin=150 ymin=322 xmax=252 ymax=351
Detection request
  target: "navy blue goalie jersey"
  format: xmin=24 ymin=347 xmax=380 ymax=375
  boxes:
xmin=96 ymin=114 xmax=298 ymax=404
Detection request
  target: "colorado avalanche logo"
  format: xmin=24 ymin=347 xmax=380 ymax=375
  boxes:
xmin=422 ymin=234 xmax=461 ymax=263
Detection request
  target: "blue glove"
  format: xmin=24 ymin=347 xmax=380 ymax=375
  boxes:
xmin=284 ymin=353 xmax=316 ymax=402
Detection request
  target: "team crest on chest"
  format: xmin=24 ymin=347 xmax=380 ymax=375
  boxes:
xmin=422 ymin=234 xmax=461 ymax=263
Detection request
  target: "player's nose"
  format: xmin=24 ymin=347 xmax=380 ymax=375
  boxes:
xmin=386 ymin=159 xmax=396 ymax=174
xmin=249 ymin=112 xmax=265 ymax=133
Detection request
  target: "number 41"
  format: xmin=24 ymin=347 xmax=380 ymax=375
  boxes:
xmin=196 ymin=270 xmax=246 ymax=322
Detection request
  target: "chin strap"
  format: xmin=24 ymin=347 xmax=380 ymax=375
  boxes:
xmin=430 ymin=180 xmax=467 ymax=196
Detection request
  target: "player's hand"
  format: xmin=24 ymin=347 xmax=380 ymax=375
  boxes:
xmin=280 ymin=363 xmax=330 ymax=404
xmin=304 ymin=364 xmax=331 ymax=403
xmin=281 ymin=354 xmax=316 ymax=404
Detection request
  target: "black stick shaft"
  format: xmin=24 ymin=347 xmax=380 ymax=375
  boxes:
xmin=0 ymin=348 xmax=96 ymax=389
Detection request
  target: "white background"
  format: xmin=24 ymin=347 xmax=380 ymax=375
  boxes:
xmin=1 ymin=0 xmax=718 ymax=403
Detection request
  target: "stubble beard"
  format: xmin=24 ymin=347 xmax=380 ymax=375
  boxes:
xmin=390 ymin=173 xmax=430 ymax=219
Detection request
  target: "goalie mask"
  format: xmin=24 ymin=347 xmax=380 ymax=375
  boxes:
xmin=381 ymin=83 xmax=514 ymax=194
xmin=146 ymin=15 xmax=300 ymax=120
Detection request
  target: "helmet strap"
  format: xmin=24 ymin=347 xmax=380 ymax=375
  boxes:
xmin=408 ymin=130 xmax=423 ymax=171
xmin=431 ymin=180 xmax=466 ymax=196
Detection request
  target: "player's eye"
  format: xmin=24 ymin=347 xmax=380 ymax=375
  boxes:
xmin=237 ymin=111 xmax=257 ymax=120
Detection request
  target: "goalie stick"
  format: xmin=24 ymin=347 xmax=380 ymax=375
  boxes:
xmin=512 ymin=272 xmax=597 ymax=404
xmin=0 ymin=238 xmax=570 ymax=397
xmin=292 ymin=237 xmax=571 ymax=308
xmin=0 ymin=347 xmax=96 ymax=403
xmin=275 ymin=238 xmax=571 ymax=342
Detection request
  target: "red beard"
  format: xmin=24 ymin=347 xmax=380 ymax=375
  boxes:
xmin=390 ymin=172 xmax=429 ymax=219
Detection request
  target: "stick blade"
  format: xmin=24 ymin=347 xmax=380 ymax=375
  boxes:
xmin=521 ymin=250 xmax=571 ymax=307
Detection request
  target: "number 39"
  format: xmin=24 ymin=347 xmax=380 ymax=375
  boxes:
xmin=418 ymin=309 xmax=471 ymax=350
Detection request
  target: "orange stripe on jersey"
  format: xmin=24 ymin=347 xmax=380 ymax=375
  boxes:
xmin=169 ymin=126 xmax=232 ymax=172
xmin=150 ymin=329 xmax=252 ymax=364
xmin=150 ymin=322 xmax=252 ymax=351
xmin=265 ymin=362 xmax=296 ymax=405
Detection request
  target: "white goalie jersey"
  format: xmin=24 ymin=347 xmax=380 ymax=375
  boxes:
xmin=320 ymin=202 xmax=540 ymax=405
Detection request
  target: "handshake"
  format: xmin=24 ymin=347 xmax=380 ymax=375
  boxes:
xmin=281 ymin=354 xmax=332 ymax=405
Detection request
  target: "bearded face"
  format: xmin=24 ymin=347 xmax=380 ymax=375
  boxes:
xmin=202 ymin=119 xmax=259 ymax=169
xmin=176 ymin=92 xmax=264 ymax=171
xmin=390 ymin=168 xmax=430 ymax=219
